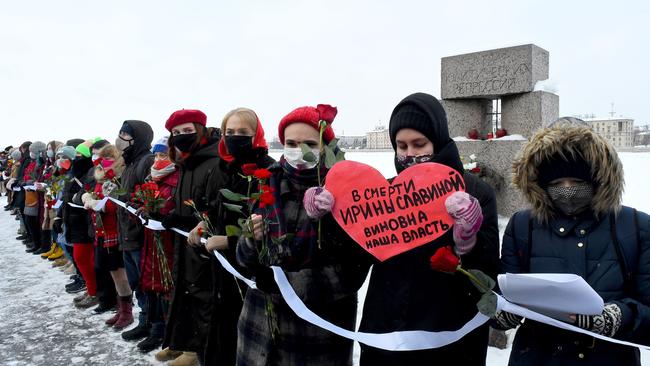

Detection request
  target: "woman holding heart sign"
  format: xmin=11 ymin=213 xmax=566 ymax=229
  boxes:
xmin=355 ymin=93 xmax=500 ymax=365
xmin=236 ymin=104 xmax=371 ymax=366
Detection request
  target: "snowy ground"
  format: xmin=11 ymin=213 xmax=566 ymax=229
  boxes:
xmin=0 ymin=195 xmax=163 ymax=366
xmin=1 ymin=151 xmax=648 ymax=365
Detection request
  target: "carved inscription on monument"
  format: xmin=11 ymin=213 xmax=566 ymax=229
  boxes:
xmin=441 ymin=44 xmax=548 ymax=99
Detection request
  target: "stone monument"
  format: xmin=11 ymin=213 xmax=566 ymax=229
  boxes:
xmin=440 ymin=44 xmax=559 ymax=216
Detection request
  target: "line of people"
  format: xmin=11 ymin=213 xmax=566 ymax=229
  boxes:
xmin=2 ymin=92 xmax=649 ymax=366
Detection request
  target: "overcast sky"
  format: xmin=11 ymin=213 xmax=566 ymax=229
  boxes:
xmin=1 ymin=0 xmax=648 ymax=148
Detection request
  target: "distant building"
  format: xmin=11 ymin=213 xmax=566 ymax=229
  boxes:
xmin=366 ymin=126 xmax=391 ymax=149
xmin=584 ymin=117 xmax=634 ymax=148
xmin=635 ymin=125 xmax=650 ymax=146
xmin=337 ymin=135 xmax=366 ymax=149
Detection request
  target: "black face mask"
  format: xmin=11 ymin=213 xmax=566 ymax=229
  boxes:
xmin=225 ymin=135 xmax=255 ymax=161
xmin=171 ymin=133 xmax=197 ymax=153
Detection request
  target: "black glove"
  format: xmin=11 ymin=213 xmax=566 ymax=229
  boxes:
xmin=52 ymin=218 xmax=63 ymax=234
xmin=574 ymin=303 xmax=623 ymax=337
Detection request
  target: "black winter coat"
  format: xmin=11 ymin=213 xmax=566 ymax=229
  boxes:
xmin=359 ymin=142 xmax=499 ymax=366
xmin=61 ymin=157 xmax=94 ymax=244
xmin=203 ymin=151 xmax=276 ymax=366
xmin=501 ymin=207 xmax=650 ymax=365
xmin=164 ymin=139 xmax=224 ymax=354
xmin=116 ymin=120 xmax=154 ymax=251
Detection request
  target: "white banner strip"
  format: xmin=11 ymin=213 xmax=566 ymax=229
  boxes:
xmin=496 ymin=296 xmax=650 ymax=350
xmin=108 ymin=196 xmax=650 ymax=351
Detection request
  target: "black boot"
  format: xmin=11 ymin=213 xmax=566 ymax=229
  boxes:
xmin=122 ymin=323 xmax=151 ymax=341
xmin=93 ymin=301 xmax=117 ymax=314
xmin=15 ymin=234 xmax=28 ymax=241
xmin=136 ymin=333 xmax=164 ymax=353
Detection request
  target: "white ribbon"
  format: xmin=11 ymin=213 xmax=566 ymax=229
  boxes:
xmin=108 ymin=197 xmax=650 ymax=351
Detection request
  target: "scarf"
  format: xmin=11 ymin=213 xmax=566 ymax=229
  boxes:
xmin=257 ymin=156 xmax=332 ymax=268
xmin=151 ymin=162 xmax=177 ymax=181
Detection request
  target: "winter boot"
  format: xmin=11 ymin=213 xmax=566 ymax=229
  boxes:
xmin=113 ymin=295 xmax=134 ymax=330
xmin=168 ymin=352 xmax=199 ymax=366
xmin=93 ymin=301 xmax=116 ymax=314
xmin=137 ymin=333 xmax=164 ymax=353
xmin=47 ymin=246 xmax=64 ymax=260
xmin=75 ymin=295 xmax=99 ymax=309
xmin=122 ymin=322 xmax=150 ymax=341
xmin=52 ymin=257 xmax=68 ymax=268
xmin=65 ymin=278 xmax=86 ymax=294
xmin=73 ymin=291 xmax=88 ymax=304
xmin=40 ymin=243 xmax=57 ymax=258
xmin=155 ymin=348 xmax=183 ymax=362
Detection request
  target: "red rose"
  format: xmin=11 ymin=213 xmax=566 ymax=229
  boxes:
xmin=316 ymin=104 xmax=338 ymax=123
xmin=430 ymin=246 xmax=460 ymax=273
xmin=104 ymin=169 xmax=115 ymax=180
xmin=241 ymin=163 xmax=258 ymax=176
xmin=259 ymin=185 xmax=276 ymax=208
xmin=470 ymin=167 xmax=481 ymax=173
xmin=253 ymin=168 xmax=272 ymax=180
xmin=93 ymin=158 xmax=102 ymax=167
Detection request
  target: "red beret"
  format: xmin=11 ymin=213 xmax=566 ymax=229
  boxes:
xmin=278 ymin=104 xmax=337 ymax=144
xmin=165 ymin=109 xmax=207 ymax=132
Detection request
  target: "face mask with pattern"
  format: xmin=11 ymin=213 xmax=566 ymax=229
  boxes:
xmin=395 ymin=154 xmax=434 ymax=170
xmin=547 ymin=182 xmax=594 ymax=216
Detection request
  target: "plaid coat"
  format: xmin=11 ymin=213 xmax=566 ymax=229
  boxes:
xmin=236 ymin=169 xmax=370 ymax=366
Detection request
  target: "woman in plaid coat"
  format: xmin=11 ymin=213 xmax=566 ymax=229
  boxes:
xmin=236 ymin=104 xmax=370 ymax=366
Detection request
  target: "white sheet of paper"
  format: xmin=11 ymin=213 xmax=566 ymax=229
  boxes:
xmin=146 ymin=219 xmax=166 ymax=231
xmin=108 ymin=196 xmax=127 ymax=209
xmin=52 ymin=200 xmax=63 ymax=209
xmin=93 ymin=197 xmax=110 ymax=212
xmin=498 ymin=273 xmax=604 ymax=320
xmin=68 ymin=202 xmax=84 ymax=209
xmin=23 ymin=185 xmax=36 ymax=191
xmin=12 ymin=187 xmax=21 ymax=191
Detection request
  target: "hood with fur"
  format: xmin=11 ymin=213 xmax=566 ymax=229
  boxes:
xmin=512 ymin=125 xmax=624 ymax=222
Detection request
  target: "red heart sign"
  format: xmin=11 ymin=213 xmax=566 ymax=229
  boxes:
xmin=324 ymin=161 xmax=465 ymax=262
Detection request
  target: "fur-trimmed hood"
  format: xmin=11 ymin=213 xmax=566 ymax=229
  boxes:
xmin=512 ymin=125 xmax=624 ymax=222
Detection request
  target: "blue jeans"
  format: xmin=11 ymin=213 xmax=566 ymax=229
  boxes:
xmin=56 ymin=230 xmax=73 ymax=262
xmin=123 ymin=249 xmax=148 ymax=326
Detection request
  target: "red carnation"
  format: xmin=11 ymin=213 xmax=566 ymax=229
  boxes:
xmin=93 ymin=158 xmax=102 ymax=166
xmin=253 ymin=168 xmax=272 ymax=180
xmin=470 ymin=167 xmax=481 ymax=173
xmin=241 ymin=163 xmax=258 ymax=176
xmin=316 ymin=104 xmax=338 ymax=123
xmin=430 ymin=246 xmax=460 ymax=273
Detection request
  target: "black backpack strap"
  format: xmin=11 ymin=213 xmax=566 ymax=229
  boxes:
xmin=609 ymin=211 xmax=634 ymax=296
xmin=511 ymin=210 xmax=533 ymax=273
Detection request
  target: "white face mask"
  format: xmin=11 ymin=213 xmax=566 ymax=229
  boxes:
xmin=283 ymin=147 xmax=320 ymax=170
xmin=29 ymin=152 xmax=37 ymax=159
xmin=91 ymin=154 xmax=99 ymax=163
xmin=47 ymin=149 xmax=54 ymax=158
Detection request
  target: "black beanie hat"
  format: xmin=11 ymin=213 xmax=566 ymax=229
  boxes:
xmin=389 ymin=93 xmax=450 ymax=153
xmin=537 ymin=152 xmax=593 ymax=188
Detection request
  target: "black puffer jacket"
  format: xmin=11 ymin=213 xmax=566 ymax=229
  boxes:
xmin=116 ymin=120 xmax=154 ymax=251
xmin=502 ymin=125 xmax=650 ymax=366
xmin=62 ymin=157 xmax=94 ymax=244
